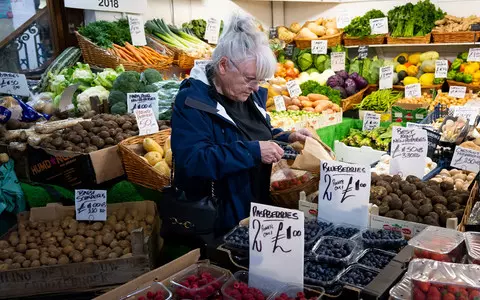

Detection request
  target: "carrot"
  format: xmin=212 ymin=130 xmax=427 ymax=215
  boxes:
xmin=124 ymin=42 xmax=148 ymax=65
xmin=115 ymin=47 xmax=135 ymax=62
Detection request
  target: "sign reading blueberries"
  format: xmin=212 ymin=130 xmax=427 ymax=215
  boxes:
xmin=249 ymin=203 xmax=304 ymax=293
xmin=318 ymin=160 xmax=370 ymax=228
xmin=0 ymin=71 xmax=30 ymax=97
xmin=75 ymin=189 xmax=107 ymax=221
xmin=389 ymin=127 xmax=428 ymax=178
xmin=451 ymin=146 xmax=480 ymax=174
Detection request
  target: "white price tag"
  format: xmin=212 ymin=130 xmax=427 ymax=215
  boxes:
xmin=379 ymin=66 xmax=393 ymax=90
xmin=318 ymin=160 xmax=370 ymax=228
xmin=435 ymin=60 xmax=448 ymax=78
xmin=134 ymin=108 xmax=159 ymax=136
xmin=311 ymin=40 xmax=327 ymax=55
xmin=406 ymin=122 xmax=434 ymax=131
xmin=336 ymin=13 xmax=351 ymax=29
xmin=64 ymin=0 xmax=147 ymax=14
xmin=249 ymin=203 xmax=304 ymax=292
xmin=449 ymin=86 xmax=467 ymax=99
xmin=467 ymin=48 xmax=480 ymax=62
xmin=194 ymin=59 xmax=211 ymax=71
xmin=127 ymin=14 xmax=147 ymax=46
xmin=362 ymin=112 xmax=380 ymax=131
xmin=370 ymin=17 xmax=388 ymax=35
xmin=404 ymin=83 xmax=422 ymax=98
xmin=75 ymin=190 xmax=107 ymax=221
xmin=273 ymin=95 xmax=286 ymax=111
xmin=452 ymin=106 xmax=480 ymax=125
xmin=451 ymin=146 xmax=480 ymax=173
xmin=331 ymin=52 xmax=346 ymax=72
xmin=286 ymin=80 xmax=302 ymax=98
xmin=127 ymin=93 xmax=159 ymax=119
xmin=205 ymin=18 xmax=220 ymax=44
xmin=0 ymin=71 xmax=29 ymax=97
xmin=390 ymin=127 xmax=428 ymax=178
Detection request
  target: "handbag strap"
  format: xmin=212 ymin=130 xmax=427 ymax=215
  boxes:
xmin=170 ymin=153 xmax=215 ymax=198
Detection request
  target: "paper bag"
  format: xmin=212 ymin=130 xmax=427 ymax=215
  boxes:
xmin=291 ymin=135 xmax=335 ymax=174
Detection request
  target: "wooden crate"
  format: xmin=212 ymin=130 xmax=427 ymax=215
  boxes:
xmin=0 ymin=201 xmax=162 ymax=299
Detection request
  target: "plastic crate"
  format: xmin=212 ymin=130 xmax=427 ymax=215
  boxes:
xmin=311 ymin=236 xmax=358 ymax=266
xmin=122 ymin=282 xmax=172 ymax=300
xmin=355 ymin=248 xmax=396 ymax=271
xmin=338 ymin=264 xmax=379 ymax=289
xmin=420 ymin=104 xmax=448 ymax=125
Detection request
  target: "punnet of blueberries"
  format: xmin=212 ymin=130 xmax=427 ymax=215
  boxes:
xmin=304 ymin=220 xmax=333 ymax=252
xmin=339 ymin=265 xmax=379 ymax=288
xmin=224 ymin=226 xmax=249 ymax=249
xmin=325 ymin=225 xmax=360 ymax=239
xmin=304 ymin=259 xmax=343 ymax=285
xmin=312 ymin=237 xmax=356 ymax=265
xmin=361 ymin=229 xmax=406 ymax=249
xmin=357 ymin=249 xmax=395 ymax=270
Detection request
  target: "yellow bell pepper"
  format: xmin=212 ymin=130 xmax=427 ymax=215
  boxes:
xmin=408 ymin=52 xmax=421 ymax=65
xmin=396 ymin=64 xmax=408 ymax=73
xmin=404 ymin=76 xmax=419 ymax=85
xmin=465 ymin=63 xmax=480 ymax=75
xmin=419 ymin=73 xmax=435 ymax=86
xmin=407 ymin=65 xmax=419 ymax=77
xmin=473 ymin=71 xmax=480 ymax=82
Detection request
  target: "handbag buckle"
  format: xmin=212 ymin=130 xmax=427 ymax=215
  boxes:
xmin=170 ymin=217 xmax=194 ymax=229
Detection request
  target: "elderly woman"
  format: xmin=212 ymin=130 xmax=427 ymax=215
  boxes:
xmin=171 ymin=15 xmax=312 ymax=233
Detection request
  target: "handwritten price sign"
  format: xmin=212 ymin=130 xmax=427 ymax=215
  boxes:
xmin=362 ymin=112 xmax=380 ymax=131
xmin=331 ymin=52 xmax=346 ymax=72
xmin=435 ymin=60 xmax=448 ymax=78
xmin=205 ymin=18 xmax=220 ymax=44
xmin=134 ymin=108 xmax=159 ymax=136
xmin=75 ymin=190 xmax=107 ymax=221
xmin=404 ymin=83 xmax=421 ymax=98
xmin=370 ymin=17 xmax=388 ymax=34
xmin=468 ymin=48 xmax=480 ymax=62
xmin=379 ymin=66 xmax=393 ymax=90
xmin=249 ymin=203 xmax=304 ymax=292
xmin=0 ymin=71 xmax=29 ymax=96
xmin=451 ymin=146 xmax=480 ymax=173
xmin=311 ymin=40 xmax=327 ymax=55
xmin=128 ymin=93 xmax=159 ymax=118
xmin=452 ymin=106 xmax=479 ymax=125
xmin=128 ymin=14 xmax=147 ymax=46
xmin=390 ymin=127 xmax=428 ymax=178
xmin=449 ymin=86 xmax=467 ymax=98
xmin=318 ymin=160 xmax=370 ymax=227
xmin=286 ymin=80 xmax=302 ymax=98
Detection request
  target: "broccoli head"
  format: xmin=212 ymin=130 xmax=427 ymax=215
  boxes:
xmin=142 ymin=68 xmax=163 ymax=85
xmin=112 ymin=71 xmax=141 ymax=93
xmin=108 ymin=90 xmax=127 ymax=107
xmin=111 ymin=102 xmax=127 ymax=115
xmin=139 ymin=84 xmax=159 ymax=93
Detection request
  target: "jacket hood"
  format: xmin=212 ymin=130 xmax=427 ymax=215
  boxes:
xmin=189 ymin=64 xmax=210 ymax=86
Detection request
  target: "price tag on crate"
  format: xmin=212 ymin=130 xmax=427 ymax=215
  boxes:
xmin=127 ymin=93 xmax=159 ymax=118
xmin=390 ymin=127 xmax=428 ymax=178
xmin=269 ymin=27 xmax=278 ymax=39
xmin=127 ymin=14 xmax=147 ymax=46
xmin=249 ymin=203 xmax=304 ymax=292
xmin=452 ymin=106 xmax=479 ymax=125
xmin=0 ymin=71 xmax=30 ymax=97
xmin=64 ymin=0 xmax=147 ymax=14
xmin=286 ymin=80 xmax=302 ymax=98
xmin=331 ymin=52 xmax=346 ymax=72
xmin=75 ymin=190 xmax=107 ymax=221
xmin=451 ymin=146 xmax=480 ymax=173
xmin=205 ymin=18 xmax=220 ymax=44
xmin=448 ymin=86 xmax=467 ymax=99
xmin=467 ymin=48 xmax=480 ymax=62
xmin=273 ymin=95 xmax=286 ymax=111
xmin=435 ymin=60 xmax=448 ymax=78
xmin=358 ymin=45 xmax=369 ymax=59
xmin=370 ymin=17 xmax=388 ymax=35
xmin=318 ymin=160 xmax=370 ymax=228
xmin=311 ymin=40 xmax=327 ymax=55
xmin=336 ymin=13 xmax=351 ymax=29
xmin=194 ymin=59 xmax=211 ymax=71
xmin=362 ymin=112 xmax=380 ymax=131
xmin=405 ymin=83 xmax=421 ymax=98
xmin=379 ymin=66 xmax=393 ymax=90
xmin=134 ymin=108 xmax=159 ymax=136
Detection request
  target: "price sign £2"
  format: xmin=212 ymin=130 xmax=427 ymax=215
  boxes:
xmin=75 ymin=190 xmax=107 ymax=221
xmin=249 ymin=203 xmax=304 ymax=292
xmin=318 ymin=160 xmax=371 ymax=228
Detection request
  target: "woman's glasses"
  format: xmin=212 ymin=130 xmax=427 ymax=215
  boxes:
xmin=228 ymin=59 xmax=259 ymax=88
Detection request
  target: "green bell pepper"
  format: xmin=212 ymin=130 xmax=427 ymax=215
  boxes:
xmin=458 ymin=52 xmax=469 ymax=61
xmin=433 ymin=78 xmax=444 ymax=85
xmin=455 ymin=72 xmax=464 ymax=82
xmin=464 ymin=74 xmax=473 ymax=84
xmin=447 ymin=70 xmax=457 ymax=80
xmin=451 ymin=58 xmax=463 ymax=71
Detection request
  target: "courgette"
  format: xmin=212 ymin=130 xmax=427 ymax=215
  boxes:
xmin=36 ymin=47 xmax=82 ymax=92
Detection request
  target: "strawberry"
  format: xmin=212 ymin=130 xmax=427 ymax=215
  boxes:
xmin=413 ymin=288 xmax=426 ymax=300
xmin=469 ymin=290 xmax=480 ymax=300
xmin=442 ymin=293 xmax=455 ymax=300
xmin=447 ymin=286 xmax=459 ymax=294
xmin=427 ymin=286 xmax=442 ymax=300
xmin=416 ymin=281 xmax=431 ymax=293
xmin=414 ymin=249 xmax=431 ymax=259
xmin=430 ymin=253 xmax=450 ymax=262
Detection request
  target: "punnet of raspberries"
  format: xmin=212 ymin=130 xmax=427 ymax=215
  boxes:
xmin=223 ymin=281 xmax=267 ymax=300
xmin=174 ymin=271 xmax=222 ymax=299
xmin=274 ymin=291 xmax=318 ymax=300
xmin=412 ymin=280 xmax=480 ymax=300
xmin=136 ymin=290 xmax=166 ymax=300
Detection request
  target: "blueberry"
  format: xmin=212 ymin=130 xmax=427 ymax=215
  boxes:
xmin=358 ymin=249 xmax=394 ymax=270
xmin=225 ymin=226 xmax=249 ymax=248
xmin=341 ymin=267 xmax=378 ymax=287
xmin=304 ymin=260 xmax=343 ymax=284
xmin=326 ymin=226 xmax=360 ymax=239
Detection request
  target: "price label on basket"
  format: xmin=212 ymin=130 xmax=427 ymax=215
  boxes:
xmin=0 ymin=71 xmax=29 ymax=97
xmin=435 ymin=60 xmax=448 ymax=78
xmin=134 ymin=108 xmax=159 ymax=136
xmin=336 ymin=13 xmax=351 ymax=29
xmin=369 ymin=17 xmax=388 ymax=35
xmin=451 ymin=146 xmax=480 ymax=173
xmin=127 ymin=93 xmax=159 ymax=118
xmin=128 ymin=14 xmax=147 ymax=46
xmin=467 ymin=48 xmax=480 ymax=62
xmin=311 ymin=40 xmax=327 ymax=55
xmin=379 ymin=66 xmax=393 ymax=90
xmin=286 ymin=80 xmax=302 ymax=98
xmin=64 ymin=0 xmax=147 ymax=14
xmin=318 ymin=160 xmax=370 ymax=228
xmin=358 ymin=45 xmax=369 ymax=59
xmin=390 ymin=127 xmax=428 ymax=178
xmin=273 ymin=95 xmax=286 ymax=111
xmin=448 ymin=86 xmax=467 ymax=99
xmin=75 ymin=190 xmax=107 ymax=221
xmin=205 ymin=18 xmax=220 ymax=44
xmin=331 ymin=52 xmax=346 ymax=72
xmin=362 ymin=112 xmax=380 ymax=131
xmin=452 ymin=106 xmax=479 ymax=125
xmin=249 ymin=203 xmax=304 ymax=292
xmin=405 ymin=83 xmax=422 ymax=98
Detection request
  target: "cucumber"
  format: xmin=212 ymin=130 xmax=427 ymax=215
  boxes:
xmin=36 ymin=47 xmax=82 ymax=92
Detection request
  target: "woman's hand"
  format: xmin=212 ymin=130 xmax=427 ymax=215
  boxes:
xmin=288 ymin=128 xmax=315 ymax=143
xmin=259 ymin=141 xmax=284 ymax=164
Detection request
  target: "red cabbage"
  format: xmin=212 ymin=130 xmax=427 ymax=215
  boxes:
xmin=336 ymin=70 xmax=349 ymax=80
xmin=327 ymin=75 xmax=344 ymax=88
xmin=345 ymin=78 xmax=357 ymax=96
xmin=333 ymin=86 xmax=347 ymax=99
xmin=353 ymin=76 xmax=368 ymax=89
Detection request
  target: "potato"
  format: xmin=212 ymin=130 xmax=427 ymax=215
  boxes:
xmin=22 ymin=260 xmax=31 ymax=268
xmin=15 ymin=243 xmax=27 ymax=253
xmin=103 ymin=224 xmax=113 ymax=232
xmin=106 ymin=215 xmax=117 ymax=227
xmin=97 ymin=252 xmax=108 ymax=260
xmin=0 ymin=249 xmax=10 ymax=260
xmin=84 ymin=237 xmax=94 ymax=245
xmin=118 ymin=240 xmax=130 ymax=248
xmin=86 ymin=244 xmax=97 ymax=252
xmin=117 ymin=231 xmax=129 ymax=239
xmin=62 ymin=245 xmax=74 ymax=255
xmin=65 ymin=228 xmax=77 ymax=237
xmin=85 ymin=230 xmax=96 ymax=238
xmin=47 ymin=258 xmax=58 ymax=265
xmin=91 ymin=222 xmax=103 ymax=231
xmin=112 ymin=247 xmax=123 ymax=257
xmin=114 ymin=224 xmax=123 ymax=233
xmin=108 ymin=252 xmax=119 ymax=259
xmin=4 ymin=258 xmax=12 ymax=265
xmin=8 ymin=234 xmax=19 ymax=246
xmin=72 ymin=235 xmax=85 ymax=243
xmin=81 ymin=248 xmax=94 ymax=258
xmin=31 ymin=260 xmax=41 ymax=267
xmin=11 ymin=262 xmax=21 ymax=269
xmin=109 ymin=240 xmax=118 ymax=249
xmin=95 ymin=235 xmax=103 ymax=246
xmin=44 ymin=237 xmax=57 ymax=246
xmin=102 ymin=233 xmax=115 ymax=246
xmin=144 ymin=151 xmax=163 ymax=166
xmin=61 ymin=239 xmax=73 ymax=247
xmin=31 ymin=230 xmax=40 ymax=237
xmin=153 ymin=161 xmax=170 ymax=177
xmin=13 ymin=255 xmax=26 ymax=264
xmin=27 ymin=236 xmax=36 ymax=243
xmin=116 ymin=207 xmax=127 ymax=221
xmin=40 ymin=256 xmax=49 ymax=265
xmin=49 ymin=248 xmax=61 ymax=258
xmin=58 ymin=255 xmax=69 ymax=265
xmin=74 ymin=241 xmax=86 ymax=251
xmin=40 ymin=232 xmax=52 ymax=240
xmin=0 ymin=263 xmax=8 ymax=270
xmin=145 ymin=215 xmax=155 ymax=225
xmin=121 ymin=253 xmax=133 ymax=258
xmin=25 ymin=249 xmax=40 ymax=259
xmin=98 ymin=245 xmax=107 ymax=251
xmin=77 ymin=228 xmax=86 ymax=236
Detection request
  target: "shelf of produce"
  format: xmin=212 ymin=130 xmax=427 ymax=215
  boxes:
xmin=345 ymin=42 xmax=479 ymax=49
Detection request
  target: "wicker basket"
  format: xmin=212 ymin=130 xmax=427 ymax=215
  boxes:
xmin=294 ymin=31 xmax=343 ymax=49
xmin=432 ymin=31 xmax=479 ymax=43
xmin=75 ymin=32 xmax=173 ymax=72
xmin=270 ymin=175 xmax=320 ymax=209
xmin=341 ymin=86 xmax=369 ymax=111
xmin=148 ymin=34 xmax=199 ymax=69
xmin=458 ymin=181 xmax=478 ymax=232
xmin=386 ymin=33 xmax=431 ymax=44
xmin=446 ymin=80 xmax=480 ymax=92
xmin=343 ymin=34 xmax=386 ymax=46
xmin=365 ymin=84 xmax=378 ymax=97
xmin=393 ymin=84 xmax=442 ymax=94
xmin=118 ymin=129 xmax=171 ymax=191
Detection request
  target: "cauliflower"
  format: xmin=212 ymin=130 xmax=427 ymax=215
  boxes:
xmin=70 ymin=63 xmax=94 ymax=85
xmin=76 ymin=86 xmax=110 ymax=112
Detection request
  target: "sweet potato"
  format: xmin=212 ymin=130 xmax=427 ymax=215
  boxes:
xmin=307 ymin=94 xmax=329 ymax=101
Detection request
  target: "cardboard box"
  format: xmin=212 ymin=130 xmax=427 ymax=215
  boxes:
xmin=0 ymin=201 xmax=161 ymax=299
xmin=391 ymin=103 xmax=429 ymax=123
xmin=369 ymin=214 xmax=428 ymax=239
xmin=27 ymin=145 xmax=124 ymax=188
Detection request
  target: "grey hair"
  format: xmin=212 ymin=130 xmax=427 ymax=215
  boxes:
xmin=209 ymin=14 xmax=276 ymax=81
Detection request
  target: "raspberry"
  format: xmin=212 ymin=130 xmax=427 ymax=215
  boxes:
xmin=146 ymin=291 xmax=155 ymax=299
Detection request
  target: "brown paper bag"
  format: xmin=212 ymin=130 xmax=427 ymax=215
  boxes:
xmin=291 ymin=134 xmax=335 ymax=174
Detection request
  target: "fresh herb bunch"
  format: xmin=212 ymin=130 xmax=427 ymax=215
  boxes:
xmin=388 ymin=0 xmax=445 ymax=37
xmin=344 ymin=9 xmax=386 ymax=38
xmin=181 ymin=19 xmax=224 ymax=41
xmin=78 ymin=19 xmax=131 ymax=48
xmin=300 ymin=80 xmax=342 ymax=105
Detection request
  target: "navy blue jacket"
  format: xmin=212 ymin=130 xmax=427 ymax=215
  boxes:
xmin=171 ymin=67 xmax=290 ymax=231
